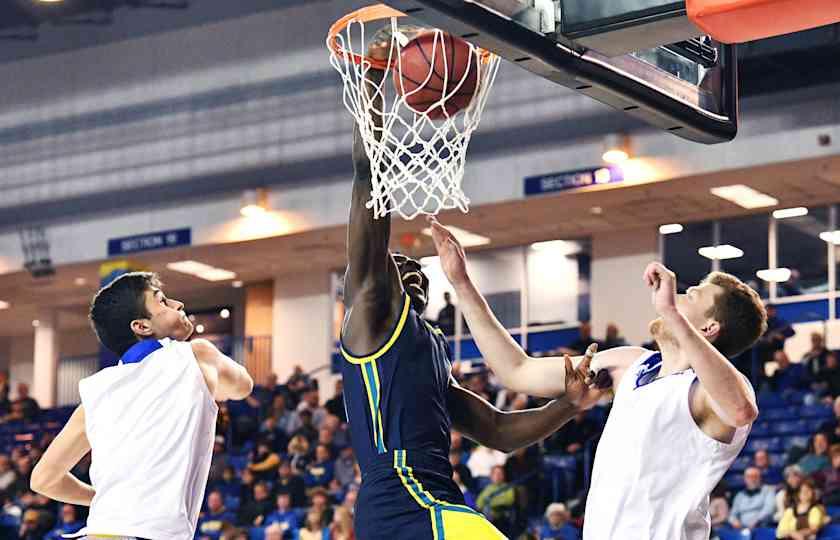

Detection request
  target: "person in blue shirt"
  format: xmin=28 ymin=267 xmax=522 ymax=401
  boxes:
xmin=44 ymin=504 xmax=84 ymax=540
xmin=537 ymin=503 xmax=580 ymax=540
xmin=304 ymin=444 xmax=335 ymax=491
xmin=196 ymin=490 xmax=237 ymax=540
xmin=264 ymin=492 xmax=299 ymax=539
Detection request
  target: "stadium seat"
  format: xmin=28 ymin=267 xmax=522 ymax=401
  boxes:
xmin=753 ymin=527 xmax=777 ymax=540
xmin=762 ymin=408 xmax=800 ymax=420
xmin=772 ymin=420 xmax=810 ymax=435
xmin=801 ymin=405 xmax=833 ymax=419
xmin=758 ymin=392 xmax=786 ymax=409
xmin=229 ymin=455 xmax=249 ymax=473
xmin=820 ymin=524 xmax=840 ymax=539
xmin=225 ymin=495 xmax=241 ymax=511
xmin=249 ymin=527 xmax=265 ymax=540
xmin=746 ymin=437 xmax=783 ymax=453
xmin=783 ymin=436 xmax=810 ymax=450
xmin=827 ymin=506 xmax=840 ymax=519
xmin=750 ymin=422 xmax=772 ymax=437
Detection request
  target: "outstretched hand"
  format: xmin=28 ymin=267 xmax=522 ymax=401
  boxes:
xmin=427 ymin=217 xmax=469 ymax=287
xmin=644 ymin=262 xmax=678 ymax=317
xmin=565 ymin=344 xmax=610 ymax=410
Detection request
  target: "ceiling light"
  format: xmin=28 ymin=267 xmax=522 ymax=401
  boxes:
xmin=420 ymin=226 xmax=489 ymax=248
xmin=74 ymin=277 xmax=87 ymax=286
xmin=659 ymin=223 xmax=684 ymax=235
xmin=773 ymin=207 xmax=808 ymax=219
xmin=195 ymin=324 xmax=205 ymax=334
xmin=232 ymin=280 xmax=244 ymax=288
xmin=166 ymin=260 xmax=237 ymax=282
xmin=530 ymin=240 xmax=581 ymax=255
xmin=820 ymin=231 xmax=840 ymax=245
xmin=698 ymin=244 xmax=744 ymax=260
xmin=32 ymin=320 xmax=40 ymax=328
xmin=0 ymin=301 xmax=8 ymax=310
xmin=220 ymin=309 xmax=230 ymax=319
xmin=756 ymin=268 xmax=792 ymax=283
xmin=710 ymin=184 xmax=778 ymax=209
xmin=241 ymin=188 xmax=269 ymax=217
xmin=602 ymin=134 xmax=631 ymax=164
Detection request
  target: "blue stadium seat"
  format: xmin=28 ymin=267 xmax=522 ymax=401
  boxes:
xmin=769 ymin=453 xmax=787 ymax=467
xmin=750 ymin=422 xmax=772 ymax=437
xmin=820 ymin=524 xmax=840 ymax=539
xmin=730 ymin=455 xmax=751 ymax=472
xmin=758 ymin=392 xmax=786 ymax=409
xmin=801 ymin=405 xmax=833 ymax=419
xmin=772 ymin=419 xmax=810 ymax=435
xmin=762 ymin=408 xmax=800 ymax=420
xmin=746 ymin=437 xmax=783 ymax=453
xmin=249 ymin=527 xmax=265 ymax=540
xmin=225 ymin=495 xmax=241 ymax=512
xmin=783 ymin=435 xmax=810 ymax=449
xmin=827 ymin=506 xmax=840 ymax=519
xmin=753 ymin=527 xmax=777 ymax=540
xmin=229 ymin=455 xmax=249 ymax=473
xmin=715 ymin=528 xmax=741 ymax=540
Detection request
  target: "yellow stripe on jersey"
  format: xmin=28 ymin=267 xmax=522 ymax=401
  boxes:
xmin=340 ymin=295 xmax=411 ymax=364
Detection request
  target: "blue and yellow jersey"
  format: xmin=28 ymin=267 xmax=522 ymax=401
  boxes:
xmin=340 ymin=294 xmax=453 ymax=472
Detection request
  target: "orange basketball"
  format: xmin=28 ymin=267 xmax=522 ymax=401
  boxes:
xmin=393 ymin=32 xmax=479 ymax=120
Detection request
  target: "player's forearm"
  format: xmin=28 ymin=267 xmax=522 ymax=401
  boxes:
xmin=453 ymin=278 xmax=567 ymax=396
xmin=493 ymin=397 xmax=579 ymax=453
xmin=31 ymin=472 xmax=94 ymax=506
xmin=664 ymin=309 xmax=758 ymax=426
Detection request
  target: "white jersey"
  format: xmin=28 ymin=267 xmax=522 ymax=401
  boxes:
xmin=76 ymin=338 xmax=218 ymax=540
xmin=584 ymin=350 xmax=750 ymax=540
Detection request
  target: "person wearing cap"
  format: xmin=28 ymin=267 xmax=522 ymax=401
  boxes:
xmin=538 ymin=502 xmax=580 ymax=540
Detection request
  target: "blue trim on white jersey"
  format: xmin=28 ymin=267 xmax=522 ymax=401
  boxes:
xmin=120 ymin=339 xmax=163 ymax=365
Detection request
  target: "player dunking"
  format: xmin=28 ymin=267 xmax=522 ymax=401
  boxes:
xmin=339 ymin=34 xmax=603 ymax=540
xmin=30 ymin=273 xmax=254 ymax=540
xmin=429 ymin=218 xmax=767 ymax=540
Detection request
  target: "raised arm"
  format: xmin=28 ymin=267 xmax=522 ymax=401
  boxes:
xmin=192 ymin=339 xmax=254 ymax=401
xmin=429 ymin=218 xmax=638 ymax=397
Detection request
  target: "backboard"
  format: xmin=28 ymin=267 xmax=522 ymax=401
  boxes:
xmin=381 ymin=0 xmax=738 ymax=144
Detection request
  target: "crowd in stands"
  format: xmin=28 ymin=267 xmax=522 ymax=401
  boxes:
xmin=3 ymin=307 xmax=840 ymax=539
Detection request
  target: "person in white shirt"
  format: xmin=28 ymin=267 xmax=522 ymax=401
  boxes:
xmin=29 ymin=272 xmax=254 ymax=540
xmin=428 ymin=218 xmax=767 ymax=540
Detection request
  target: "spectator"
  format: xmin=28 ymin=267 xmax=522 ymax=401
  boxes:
xmin=44 ymin=504 xmax=83 ymax=540
xmin=821 ymin=396 xmax=840 ymax=445
xmin=330 ymin=506 xmax=355 ymax=540
xmin=297 ymin=390 xmax=327 ymax=430
xmin=288 ymin=434 xmax=312 ymax=474
xmin=253 ymin=373 xmax=281 ymax=413
xmin=563 ymin=322 xmax=601 ymax=356
xmin=197 ymin=490 xmax=236 ymax=540
xmin=754 ymin=449 xmax=782 ymax=486
xmin=299 ymin=510 xmax=328 ymax=540
xmin=729 ymin=467 xmax=776 ymax=530
xmin=476 ymin=466 xmax=516 ymax=528
xmin=709 ymin=483 xmax=730 ymax=532
xmin=813 ymin=353 xmax=840 ymax=401
xmin=310 ymin=488 xmax=334 ymax=523
xmin=276 ymin=460 xmax=306 ymax=508
xmin=0 ymin=454 xmax=17 ymax=492
xmin=601 ymin=323 xmax=627 ymax=350
xmin=802 ymin=333 xmax=829 ymax=378
xmin=260 ymin=414 xmax=291 ymax=454
xmin=771 ymin=351 xmax=809 ymax=394
xmin=213 ymin=466 xmax=240 ymax=500
xmin=294 ymin=410 xmax=319 ymax=446
xmin=264 ymin=523 xmax=285 ymax=540
xmin=798 ymin=432 xmax=831 ymax=476
xmin=237 ymin=481 xmax=273 ymax=527
xmin=468 ymin=445 xmax=507 ymax=480
xmin=776 ymin=465 xmax=806 ymax=522
xmin=757 ymin=305 xmax=795 ymax=366
xmin=816 ymin=444 xmax=840 ymax=506
xmin=264 ymin=492 xmax=299 ymax=538
xmin=436 ymin=292 xmax=456 ymax=336
xmin=208 ymin=435 xmax=229 ymax=484
xmin=449 ymin=448 xmax=474 ymax=492
xmin=334 ymin=446 xmax=357 ymax=488
xmin=537 ymin=502 xmax=580 ymax=540
xmin=324 ymin=381 xmax=347 ymax=423
xmin=546 ymin=411 xmax=598 ymax=454
xmin=776 ymin=478 xmax=829 ymax=540
xmin=452 ymin=469 xmax=476 ymax=509
xmin=238 ymin=469 xmax=256 ymax=505
xmin=220 ymin=528 xmax=249 ymax=540
xmin=272 ymin=394 xmax=302 ymax=437
xmin=13 ymin=456 xmax=33 ymax=496
xmin=2 ymin=383 xmax=40 ymax=424
xmin=18 ymin=509 xmax=51 ymax=540
xmin=249 ymin=441 xmax=282 ymax=482
xmin=305 ymin=444 xmax=335 ymax=492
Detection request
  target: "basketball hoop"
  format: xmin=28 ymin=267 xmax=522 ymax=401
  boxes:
xmin=327 ymin=4 xmax=500 ymax=220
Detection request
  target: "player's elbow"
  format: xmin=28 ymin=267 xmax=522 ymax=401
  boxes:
xmin=732 ymin=401 xmax=759 ymax=427
xmin=232 ymin=370 xmax=255 ymax=400
xmin=29 ymin=462 xmax=52 ymax=495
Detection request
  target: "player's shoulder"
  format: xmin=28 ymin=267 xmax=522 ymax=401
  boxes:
xmin=597 ymin=346 xmax=649 ymax=363
xmin=190 ymin=339 xmax=220 ymax=364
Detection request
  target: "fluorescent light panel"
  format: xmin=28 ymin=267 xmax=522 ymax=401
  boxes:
xmin=820 ymin=231 xmax=840 ymax=245
xmin=773 ymin=207 xmax=808 ymax=219
xmin=167 ymin=260 xmax=237 ymax=282
xmin=0 ymin=301 xmax=8 ymax=310
xmin=421 ymin=226 xmax=490 ymax=248
xmin=659 ymin=223 xmax=683 ymax=235
xmin=530 ymin=240 xmax=581 ymax=255
xmin=710 ymin=184 xmax=778 ymax=209
xmin=756 ymin=268 xmax=792 ymax=283
xmin=698 ymin=244 xmax=744 ymax=260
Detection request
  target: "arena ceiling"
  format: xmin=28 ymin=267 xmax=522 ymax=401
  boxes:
xmin=1 ymin=154 xmax=840 ymax=338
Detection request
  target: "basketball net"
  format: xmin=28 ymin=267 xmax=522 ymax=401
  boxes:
xmin=328 ymin=5 xmax=500 ymax=220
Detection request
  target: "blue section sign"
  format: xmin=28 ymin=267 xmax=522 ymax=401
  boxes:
xmin=108 ymin=228 xmax=191 ymax=257
xmin=524 ymin=166 xmax=623 ymax=196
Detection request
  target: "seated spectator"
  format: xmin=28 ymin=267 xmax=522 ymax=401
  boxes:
xmin=476 ymin=466 xmax=516 ymax=528
xmin=601 ymin=323 xmax=627 ymax=350
xmin=452 ymin=469 xmax=477 ymax=509
xmin=275 ymin=460 xmax=307 ymax=509
xmin=265 ymin=523 xmax=285 ymax=540
xmin=208 ymin=435 xmax=229 ymax=485
xmin=298 ymin=510 xmax=328 ymax=540
xmin=816 ymin=444 xmax=840 ymax=506
xmin=253 ymin=373 xmax=282 ymax=413
xmin=260 ymin=415 xmax=291 ymax=454
xmin=771 ymin=351 xmax=810 ymax=394
xmin=754 ymin=449 xmax=782 ymax=486
xmin=330 ymin=506 xmax=355 ymax=540
xmin=309 ymin=488 xmax=334 ymax=523
xmin=288 ymin=435 xmax=312 ymax=474
xmin=248 ymin=441 xmax=282 ymax=482
xmin=0 ymin=454 xmax=17 ymax=492
xmin=305 ymin=444 xmax=335 ymax=492
xmin=776 ymin=478 xmax=829 ymax=540
xmin=709 ymin=484 xmax=730 ymax=532
xmin=729 ymin=467 xmax=776 ymax=530
xmin=271 ymin=394 xmax=302 ymax=437
xmin=324 ymin=380 xmax=347 ymax=423
xmin=237 ymin=481 xmax=273 ymax=527
xmin=813 ymin=353 xmax=840 ymax=401
xmin=264 ymin=492 xmax=299 ymax=538
xmin=238 ymin=468 xmax=256 ymax=505
xmin=18 ymin=509 xmax=51 ymax=540
xmin=546 ymin=411 xmax=598 ymax=454
xmin=44 ymin=504 xmax=83 ymax=540
xmin=321 ymin=414 xmax=349 ymax=449
xmin=1 ymin=384 xmax=40 ymax=424
xmin=197 ymin=490 xmax=236 ymax=540
xmin=802 ymin=332 xmax=828 ymax=378
xmin=13 ymin=456 xmax=34 ymax=496
xmin=212 ymin=466 xmax=242 ymax=500
xmin=776 ymin=465 xmax=805 ymax=522
xmin=797 ymin=432 xmax=831 ymax=476
xmin=317 ymin=427 xmax=337 ymax=458
xmin=537 ymin=502 xmax=580 ymax=540
xmin=334 ymin=446 xmax=357 ymax=489
xmin=468 ymin=445 xmax=507 ymax=480
xmin=293 ymin=410 xmax=319 ymax=447
xmin=820 ymin=397 xmax=840 ymax=444
xmin=297 ymin=390 xmax=327 ymax=430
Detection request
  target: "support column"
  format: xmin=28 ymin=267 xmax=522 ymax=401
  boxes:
xmin=32 ymin=308 xmax=58 ymax=408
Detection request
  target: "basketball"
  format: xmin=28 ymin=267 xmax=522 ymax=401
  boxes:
xmin=393 ymin=32 xmax=479 ymax=119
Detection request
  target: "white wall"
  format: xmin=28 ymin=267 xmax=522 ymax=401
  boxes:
xmin=527 ymin=245 xmax=582 ymax=325
xmin=591 ymin=227 xmax=659 ymax=345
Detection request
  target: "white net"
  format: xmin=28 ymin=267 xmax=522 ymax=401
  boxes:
xmin=328 ymin=9 xmax=500 ymax=220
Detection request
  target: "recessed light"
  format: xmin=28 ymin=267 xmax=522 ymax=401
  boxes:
xmin=698 ymin=245 xmax=744 ymax=260
xmin=772 ymin=207 xmax=808 ymax=219
xmin=195 ymin=324 xmax=205 ymax=334
xmin=0 ymin=301 xmax=8 ymax=310
xmin=32 ymin=320 xmax=40 ymax=328
xmin=74 ymin=277 xmax=87 ymax=286
xmin=232 ymin=280 xmax=244 ymax=288
xmin=659 ymin=224 xmax=683 ymax=235
xmin=220 ymin=309 xmax=230 ymax=319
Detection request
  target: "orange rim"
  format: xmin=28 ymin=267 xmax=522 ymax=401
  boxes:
xmin=327 ymin=3 xmax=495 ymax=71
